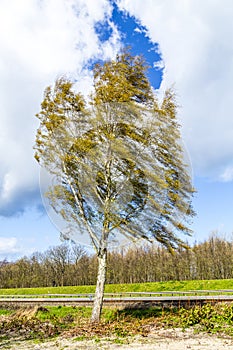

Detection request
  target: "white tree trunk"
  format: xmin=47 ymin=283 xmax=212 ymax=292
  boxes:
xmin=91 ymin=248 xmax=107 ymax=323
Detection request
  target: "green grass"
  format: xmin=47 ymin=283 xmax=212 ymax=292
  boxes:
xmin=0 ymin=279 xmax=233 ymax=295
xmin=0 ymin=286 xmax=95 ymax=295
xmin=35 ymin=304 xmax=233 ymax=337
xmin=1 ymin=304 xmax=233 ymax=341
xmin=0 ymin=309 xmax=13 ymax=316
xmin=36 ymin=306 xmax=92 ymax=323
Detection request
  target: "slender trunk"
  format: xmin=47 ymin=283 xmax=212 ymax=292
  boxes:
xmin=91 ymin=143 xmax=111 ymax=323
xmin=91 ymin=248 xmax=107 ymax=323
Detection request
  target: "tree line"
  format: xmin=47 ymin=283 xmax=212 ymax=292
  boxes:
xmin=0 ymin=234 xmax=232 ymax=289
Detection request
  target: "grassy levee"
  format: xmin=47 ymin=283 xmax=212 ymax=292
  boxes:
xmin=0 ymin=279 xmax=233 ymax=295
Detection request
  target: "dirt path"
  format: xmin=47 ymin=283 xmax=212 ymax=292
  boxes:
xmin=1 ymin=329 xmax=233 ymax=350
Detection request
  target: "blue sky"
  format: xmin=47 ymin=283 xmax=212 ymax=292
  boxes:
xmin=0 ymin=0 xmax=233 ymax=260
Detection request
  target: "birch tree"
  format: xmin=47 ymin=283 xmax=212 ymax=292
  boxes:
xmin=34 ymin=52 xmax=195 ymax=323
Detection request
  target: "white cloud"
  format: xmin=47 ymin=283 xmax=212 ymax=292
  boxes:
xmin=0 ymin=0 xmax=121 ymax=216
xmin=117 ymin=0 xmax=233 ymax=181
xmin=0 ymin=237 xmax=19 ymax=254
xmin=220 ymin=166 xmax=233 ymax=182
xmin=3 ymin=0 xmax=233 ymax=221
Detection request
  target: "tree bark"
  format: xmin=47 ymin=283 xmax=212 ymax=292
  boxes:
xmin=91 ymin=248 xmax=107 ymax=323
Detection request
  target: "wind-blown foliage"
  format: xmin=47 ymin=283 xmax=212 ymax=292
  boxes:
xmin=34 ymin=52 xmax=195 ymax=322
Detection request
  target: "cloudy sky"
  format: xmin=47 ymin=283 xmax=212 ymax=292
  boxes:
xmin=0 ymin=0 xmax=233 ymax=259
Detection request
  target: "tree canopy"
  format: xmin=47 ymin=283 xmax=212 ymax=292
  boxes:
xmin=34 ymin=51 xmax=195 ymax=322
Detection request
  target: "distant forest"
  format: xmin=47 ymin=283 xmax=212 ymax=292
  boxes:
xmin=0 ymin=234 xmax=232 ymax=288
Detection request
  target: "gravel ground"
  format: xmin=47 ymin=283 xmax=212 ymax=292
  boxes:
xmin=1 ymin=329 xmax=233 ymax=350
